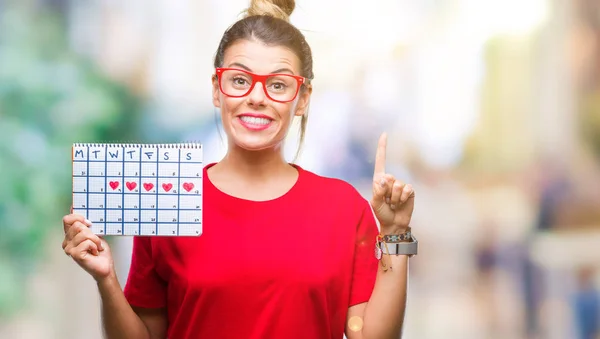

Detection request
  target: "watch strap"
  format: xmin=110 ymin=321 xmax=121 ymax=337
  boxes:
xmin=382 ymin=230 xmax=413 ymax=243
xmin=379 ymin=237 xmax=418 ymax=256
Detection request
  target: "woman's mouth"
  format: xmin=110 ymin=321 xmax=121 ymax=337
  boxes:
xmin=238 ymin=115 xmax=273 ymax=131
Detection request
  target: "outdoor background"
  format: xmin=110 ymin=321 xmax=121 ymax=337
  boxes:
xmin=1 ymin=0 xmax=600 ymax=338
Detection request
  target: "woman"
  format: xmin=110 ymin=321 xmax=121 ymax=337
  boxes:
xmin=62 ymin=0 xmax=417 ymax=338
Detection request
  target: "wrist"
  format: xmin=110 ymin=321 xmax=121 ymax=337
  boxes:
xmin=375 ymin=227 xmax=418 ymax=263
xmin=380 ymin=225 xmax=410 ymax=235
xmin=95 ymin=271 xmax=119 ymax=288
xmin=379 ymin=228 xmax=413 ymax=243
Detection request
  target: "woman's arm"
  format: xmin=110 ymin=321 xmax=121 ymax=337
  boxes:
xmin=346 ymin=255 xmax=408 ymax=339
xmin=62 ymin=214 xmax=168 ymax=339
xmin=98 ymin=275 xmax=168 ymax=339
xmin=346 ymin=133 xmax=415 ymax=339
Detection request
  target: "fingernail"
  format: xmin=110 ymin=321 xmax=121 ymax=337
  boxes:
xmin=386 ymin=197 xmax=390 ymax=204
xmin=380 ymin=178 xmax=386 ymax=187
xmin=85 ymin=219 xmax=92 ymax=226
xmin=390 ymin=204 xmax=396 ymax=210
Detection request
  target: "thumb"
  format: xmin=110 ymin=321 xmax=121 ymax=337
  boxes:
xmin=98 ymin=237 xmax=110 ymax=253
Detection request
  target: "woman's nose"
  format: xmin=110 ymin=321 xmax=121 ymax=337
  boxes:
xmin=247 ymin=82 xmax=267 ymax=105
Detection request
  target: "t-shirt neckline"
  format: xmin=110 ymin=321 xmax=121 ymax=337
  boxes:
xmin=204 ymin=162 xmax=304 ymax=203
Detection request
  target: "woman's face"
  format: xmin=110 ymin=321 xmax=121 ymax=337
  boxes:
xmin=212 ymin=39 xmax=311 ymax=152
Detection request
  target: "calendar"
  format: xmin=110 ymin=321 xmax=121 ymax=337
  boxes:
xmin=72 ymin=143 xmax=203 ymax=236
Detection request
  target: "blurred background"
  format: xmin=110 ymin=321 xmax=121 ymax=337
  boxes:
xmin=1 ymin=0 xmax=599 ymax=338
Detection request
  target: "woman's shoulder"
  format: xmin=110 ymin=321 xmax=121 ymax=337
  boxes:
xmin=300 ymin=167 xmax=354 ymax=189
xmin=298 ymin=166 xmax=368 ymax=205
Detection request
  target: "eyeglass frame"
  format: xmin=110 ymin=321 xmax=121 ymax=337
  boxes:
xmin=214 ymin=67 xmax=309 ymax=103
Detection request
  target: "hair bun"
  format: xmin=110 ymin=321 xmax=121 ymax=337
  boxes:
xmin=245 ymin=0 xmax=295 ymax=22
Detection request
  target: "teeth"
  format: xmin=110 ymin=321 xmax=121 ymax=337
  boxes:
xmin=240 ymin=116 xmax=271 ymax=125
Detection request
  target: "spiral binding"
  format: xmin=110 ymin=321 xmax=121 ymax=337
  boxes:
xmin=72 ymin=143 xmax=202 ymax=148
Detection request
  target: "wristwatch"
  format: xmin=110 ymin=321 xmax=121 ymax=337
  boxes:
xmin=375 ymin=234 xmax=418 ymax=259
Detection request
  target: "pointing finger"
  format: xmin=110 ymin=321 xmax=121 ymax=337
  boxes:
xmin=374 ymin=132 xmax=387 ymax=177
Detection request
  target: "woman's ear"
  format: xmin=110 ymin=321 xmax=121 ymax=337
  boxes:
xmin=294 ymin=85 xmax=312 ymax=117
xmin=212 ymin=75 xmax=221 ymax=108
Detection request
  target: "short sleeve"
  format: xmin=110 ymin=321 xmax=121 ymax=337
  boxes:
xmin=349 ymin=201 xmax=379 ymax=307
xmin=123 ymin=237 xmax=167 ymax=308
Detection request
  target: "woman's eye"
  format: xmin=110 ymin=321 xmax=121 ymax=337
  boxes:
xmin=271 ymin=82 xmax=286 ymax=90
xmin=233 ymin=77 xmax=248 ymax=85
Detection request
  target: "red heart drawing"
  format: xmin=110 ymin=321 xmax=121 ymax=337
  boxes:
xmin=183 ymin=182 xmax=194 ymax=192
xmin=109 ymin=181 xmax=119 ymax=190
xmin=126 ymin=182 xmax=137 ymax=191
xmin=143 ymin=183 xmax=154 ymax=191
xmin=162 ymin=183 xmax=173 ymax=192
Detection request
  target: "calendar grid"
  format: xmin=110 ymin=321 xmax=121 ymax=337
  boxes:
xmin=72 ymin=143 xmax=203 ymax=236
xmin=138 ymin=146 xmax=142 ymax=236
xmin=155 ymin=146 xmax=159 ymax=235
xmin=86 ymin=147 xmax=90 ymax=222
xmin=85 ymin=208 xmax=201 ymax=210
xmin=72 ymin=191 xmax=200 ymax=195
xmin=121 ymin=147 xmax=125 ymax=235
xmin=75 ymin=174 xmax=202 ymax=177
xmin=177 ymin=149 xmax=181 ymax=236
xmin=104 ymin=145 xmax=108 ymax=235
xmin=79 ymin=160 xmax=202 ymax=164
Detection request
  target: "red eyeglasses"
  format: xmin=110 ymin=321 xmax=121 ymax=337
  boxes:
xmin=215 ymin=67 xmax=307 ymax=103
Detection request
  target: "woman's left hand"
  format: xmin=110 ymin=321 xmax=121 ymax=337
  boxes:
xmin=370 ymin=133 xmax=415 ymax=234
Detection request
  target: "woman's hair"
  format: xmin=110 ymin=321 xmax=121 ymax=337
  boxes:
xmin=213 ymin=0 xmax=313 ymax=161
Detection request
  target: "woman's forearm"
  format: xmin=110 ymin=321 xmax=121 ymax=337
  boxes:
xmin=362 ymin=255 xmax=409 ymax=339
xmin=97 ymin=275 xmax=151 ymax=339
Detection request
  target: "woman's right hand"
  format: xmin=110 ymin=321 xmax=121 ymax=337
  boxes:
xmin=62 ymin=213 xmax=115 ymax=282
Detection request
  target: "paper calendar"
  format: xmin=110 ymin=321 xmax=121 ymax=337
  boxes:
xmin=72 ymin=143 xmax=203 ymax=236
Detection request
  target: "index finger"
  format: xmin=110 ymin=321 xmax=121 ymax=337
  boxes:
xmin=63 ymin=214 xmax=91 ymax=234
xmin=374 ymin=132 xmax=387 ymax=176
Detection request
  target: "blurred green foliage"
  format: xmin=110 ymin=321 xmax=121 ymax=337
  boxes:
xmin=0 ymin=4 xmax=141 ymax=317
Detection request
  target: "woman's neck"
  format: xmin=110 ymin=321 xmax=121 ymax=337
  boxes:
xmin=207 ymin=143 xmax=299 ymax=201
xmin=216 ymin=143 xmax=292 ymax=181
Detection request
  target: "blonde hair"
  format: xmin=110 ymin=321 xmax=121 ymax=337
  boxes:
xmin=244 ymin=0 xmax=295 ymax=22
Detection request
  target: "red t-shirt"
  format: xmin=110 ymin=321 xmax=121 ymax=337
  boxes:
xmin=124 ymin=163 xmax=379 ymax=339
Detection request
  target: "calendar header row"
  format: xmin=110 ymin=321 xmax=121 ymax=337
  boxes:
xmin=73 ymin=144 xmax=203 ymax=162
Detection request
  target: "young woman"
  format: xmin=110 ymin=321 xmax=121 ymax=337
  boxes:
xmin=62 ymin=0 xmax=417 ymax=338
